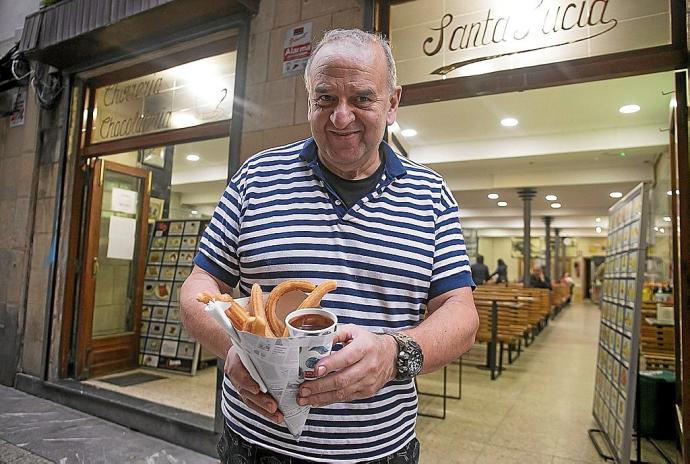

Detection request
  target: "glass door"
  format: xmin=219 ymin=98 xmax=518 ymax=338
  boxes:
xmin=76 ymin=159 xmax=151 ymax=378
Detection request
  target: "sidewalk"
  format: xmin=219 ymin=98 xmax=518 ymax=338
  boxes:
xmin=0 ymin=384 xmax=217 ymax=463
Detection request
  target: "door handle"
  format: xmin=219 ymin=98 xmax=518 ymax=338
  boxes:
xmin=92 ymin=257 xmax=99 ymax=277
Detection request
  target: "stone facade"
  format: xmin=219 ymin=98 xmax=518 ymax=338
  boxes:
xmin=240 ymin=0 xmax=365 ymax=162
xmin=0 ymin=85 xmax=40 ymax=385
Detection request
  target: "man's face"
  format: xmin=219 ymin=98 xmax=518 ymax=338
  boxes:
xmin=306 ymin=41 xmax=401 ymax=176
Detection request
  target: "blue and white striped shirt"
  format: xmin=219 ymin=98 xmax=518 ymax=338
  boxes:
xmin=194 ymin=138 xmax=473 ymax=463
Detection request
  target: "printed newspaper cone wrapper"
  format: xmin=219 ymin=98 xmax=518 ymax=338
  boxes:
xmin=205 ymin=291 xmax=336 ymax=439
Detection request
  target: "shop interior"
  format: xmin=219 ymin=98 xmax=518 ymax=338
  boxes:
xmin=76 ymin=51 xmax=678 ymax=461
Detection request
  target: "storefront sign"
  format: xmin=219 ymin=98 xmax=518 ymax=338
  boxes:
xmin=390 ymin=0 xmax=672 ymax=85
xmin=283 ymin=23 xmax=312 ymax=76
xmin=91 ymin=52 xmax=236 ymax=144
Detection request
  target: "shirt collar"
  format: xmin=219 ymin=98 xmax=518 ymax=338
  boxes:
xmin=299 ymin=137 xmax=407 ymax=180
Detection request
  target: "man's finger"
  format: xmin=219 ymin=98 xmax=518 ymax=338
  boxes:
xmin=240 ymin=393 xmax=284 ymax=423
xmin=330 ymin=324 xmax=357 ymax=345
xmin=313 ymin=334 xmax=367 ymax=376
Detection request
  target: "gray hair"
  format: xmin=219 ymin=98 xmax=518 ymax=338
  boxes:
xmin=304 ymin=29 xmax=397 ymax=95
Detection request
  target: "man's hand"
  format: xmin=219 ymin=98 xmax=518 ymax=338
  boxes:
xmin=296 ymin=324 xmax=398 ymax=407
xmin=225 ymin=346 xmax=284 ymax=423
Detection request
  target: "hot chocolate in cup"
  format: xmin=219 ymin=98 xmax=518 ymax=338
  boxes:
xmin=286 ymin=308 xmax=337 ymax=380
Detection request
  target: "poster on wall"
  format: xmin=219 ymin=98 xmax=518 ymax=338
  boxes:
xmin=592 ymin=183 xmax=647 ymax=463
xmin=283 ymin=23 xmax=312 ymax=76
xmin=139 ymin=219 xmax=208 ymax=374
xmin=9 ymin=87 xmax=26 ymax=128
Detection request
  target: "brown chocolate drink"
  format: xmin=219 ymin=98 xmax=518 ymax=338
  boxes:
xmin=289 ymin=313 xmax=333 ymax=331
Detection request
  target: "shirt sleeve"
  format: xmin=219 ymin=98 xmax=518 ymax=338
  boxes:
xmin=429 ymin=180 xmax=475 ymax=299
xmin=193 ymin=176 xmax=243 ymax=287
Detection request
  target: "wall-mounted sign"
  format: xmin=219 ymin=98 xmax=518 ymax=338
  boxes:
xmin=390 ymin=0 xmax=672 ymax=85
xmin=9 ymin=87 xmax=26 ymax=128
xmin=283 ymin=23 xmax=312 ymax=76
xmin=91 ymin=51 xmax=237 ymax=144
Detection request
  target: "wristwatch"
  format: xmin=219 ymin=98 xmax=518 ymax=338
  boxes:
xmin=388 ymin=332 xmax=424 ymax=380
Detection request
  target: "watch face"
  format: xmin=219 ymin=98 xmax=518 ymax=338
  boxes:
xmin=407 ymin=351 xmax=423 ymax=376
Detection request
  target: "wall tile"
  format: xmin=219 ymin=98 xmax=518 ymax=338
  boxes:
xmin=251 ymin=0 xmax=276 ymax=34
xmin=294 ymin=76 xmax=310 ymax=125
xmin=274 ymin=0 xmax=301 ymax=28
xmin=331 ymin=7 xmax=363 ymax=30
xmin=247 ymin=31 xmax=270 ymax=85
xmin=300 ymin=0 xmax=361 ymax=21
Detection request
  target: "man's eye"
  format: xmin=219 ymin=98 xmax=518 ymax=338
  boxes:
xmin=356 ymin=96 xmax=371 ymax=103
xmin=316 ymin=95 xmax=334 ymax=103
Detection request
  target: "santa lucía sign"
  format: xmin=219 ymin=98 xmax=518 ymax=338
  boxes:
xmin=390 ymin=0 xmax=672 ymax=85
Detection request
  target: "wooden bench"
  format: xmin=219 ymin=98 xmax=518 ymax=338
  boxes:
xmin=472 ymin=297 xmax=529 ymax=378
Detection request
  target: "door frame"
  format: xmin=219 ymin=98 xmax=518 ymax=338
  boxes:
xmin=74 ymin=159 xmax=151 ymax=379
xmin=670 ymin=70 xmax=690 ymax=463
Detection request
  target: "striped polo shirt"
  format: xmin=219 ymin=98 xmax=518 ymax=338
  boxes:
xmin=194 ymin=137 xmax=473 ymax=463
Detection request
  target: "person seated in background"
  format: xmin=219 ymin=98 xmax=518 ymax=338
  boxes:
xmin=489 ymin=259 xmax=508 ymax=284
xmin=528 ymin=264 xmax=551 ymax=289
xmin=471 ymin=255 xmax=490 ymax=285
xmin=560 ymin=272 xmax=575 ymax=303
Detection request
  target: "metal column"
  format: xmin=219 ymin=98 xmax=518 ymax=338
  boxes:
xmin=517 ymin=188 xmax=537 ymax=285
xmin=543 ymin=216 xmax=552 ymax=281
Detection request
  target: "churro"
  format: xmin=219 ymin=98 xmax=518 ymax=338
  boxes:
xmin=265 ymin=280 xmax=317 ymax=338
xmin=297 ymin=280 xmax=337 ymax=310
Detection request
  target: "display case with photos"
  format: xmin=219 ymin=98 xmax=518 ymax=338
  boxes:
xmin=593 ymin=184 xmax=647 ymax=464
xmin=139 ymin=219 xmax=208 ymax=374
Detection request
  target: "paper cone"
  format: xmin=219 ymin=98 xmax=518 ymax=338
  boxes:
xmin=205 ymin=293 xmax=335 ymax=438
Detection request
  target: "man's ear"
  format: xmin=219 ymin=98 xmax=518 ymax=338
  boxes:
xmin=386 ymin=86 xmax=402 ymax=126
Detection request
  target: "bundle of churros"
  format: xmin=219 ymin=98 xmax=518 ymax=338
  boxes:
xmin=197 ymin=280 xmax=337 ymax=338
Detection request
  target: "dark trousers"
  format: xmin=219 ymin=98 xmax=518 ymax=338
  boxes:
xmin=218 ymin=424 xmax=420 ymax=464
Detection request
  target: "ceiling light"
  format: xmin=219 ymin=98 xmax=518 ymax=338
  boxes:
xmin=653 ymin=226 xmax=659 ymax=231
xmin=497 ymin=201 xmax=508 ymax=207
xmin=401 ymin=128 xmax=417 ymax=137
xmin=663 ymin=216 xmax=672 ymax=222
xmin=389 ymin=122 xmax=400 ymax=132
xmin=619 ymin=104 xmax=640 ymax=114
xmin=550 ymin=203 xmax=562 ymax=209
xmin=545 ymin=194 xmax=557 ymax=201
xmin=186 ymin=154 xmax=200 ymax=162
xmin=500 ymin=117 xmax=519 ymax=127
xmin=659 ymin=227 xmax=665 ymax=234
xmin=667 ymin=190 xmax=673 ymax=196
xmin=595 ymin=226 xmax=602 ymax=233
xmin=488 ymin=193 xmax=500 ymax=200
xmin=191 ymin=210 xmax=199 ymax=215
xmin=595 ymin=217 xmax=601 ymax=223
xmin=609 ymin=192 xmax=623 ymax=198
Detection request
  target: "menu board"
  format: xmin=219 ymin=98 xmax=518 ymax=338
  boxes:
xmin=139 ymin=219 xmax=208 ymax=374
xmin=592 ymin=184 xmax=647 ymax=463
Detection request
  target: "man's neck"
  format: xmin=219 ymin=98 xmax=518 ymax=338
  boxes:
xmin=318 ymin=149 xmax=382 ymax=180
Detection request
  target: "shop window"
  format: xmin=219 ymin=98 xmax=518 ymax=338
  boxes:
xmin=90 ymin=52 xmax=236 ymax=144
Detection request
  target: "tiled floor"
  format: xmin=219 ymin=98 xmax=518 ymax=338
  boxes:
xmin=85 ymin=365 xmax=217 ymax=417
xmin=80 ymin=300 xmax=680 ymax=463
xmin=415 ymin=300 xmax=680 ymax=464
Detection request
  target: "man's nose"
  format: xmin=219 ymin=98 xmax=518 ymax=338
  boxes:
xmin=330 ymin=101 xmax=355 ymax=129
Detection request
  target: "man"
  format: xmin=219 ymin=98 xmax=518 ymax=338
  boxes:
xmin=470 ymin=254 xmax=490 ymax=285
xmin=528 ymin=264 xmax=551 ymax=289
xmin=180 ymin=29 xmax=478 ymax=464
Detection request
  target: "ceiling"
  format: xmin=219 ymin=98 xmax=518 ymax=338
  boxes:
xmin=169 ymin=71 xmax=675 ymax=238
xmin=394 ymin=70 xmax=675 ymax=237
